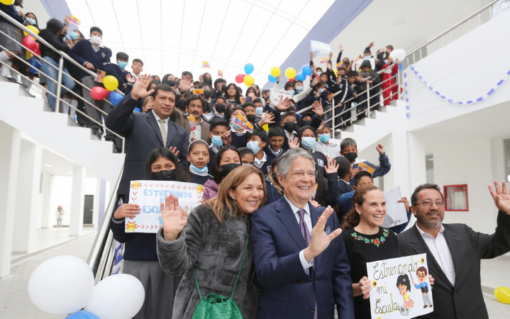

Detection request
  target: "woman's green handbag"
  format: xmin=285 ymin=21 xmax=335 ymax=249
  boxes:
xmin=191 ymin=234 xmax=249 ymax=319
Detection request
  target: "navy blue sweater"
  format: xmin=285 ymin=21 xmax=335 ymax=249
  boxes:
xmin=104 ymin=63 xmax=130 ymax=93
xmin=68 ymin=39 xmax=111 ymax=79
xmin=190 ymin=172 xmax=213 ymax=185
xmin=110 ymin=214 xmax=158 ymax=261
xmin=0 ymin=4 xmax=24 ymax=26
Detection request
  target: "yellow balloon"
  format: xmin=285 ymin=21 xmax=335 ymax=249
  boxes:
xmin=26 ymin=51 xmax=32 ymax=60
xmin=285 ymin=67 xmax=296 ymax=79
xmin=243 ymin=75 xmax=254 ymax=87
xmin=495 ymin=287 xmax=510 ymax=304
xmin=270 ymin=67 xmax=280 ymax=78
xmin=334 ymin=69 xmax=338 ymax=77
xmin=103 ymin=75 xmax=119 ymax=91
xmin=0 ymin=0 xmax=15 ymax=5
xmin=23 ymin=25 xmax=39 ymax=39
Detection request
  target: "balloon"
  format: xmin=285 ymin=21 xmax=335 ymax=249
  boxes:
xmin=85 ymin=274 xmax=145 ymax=319
xmin=495 ymin=287 xmax=510 ymax=304
xmin=302 ymin=65 xmax=312 ymax=76
xmin=28 ymin=256 xmax=94 ymax=315
xmin=26 ymin=50 xmax=32 ymax=60
xmin=28 ymin=57 xmax=41 ymax=74
xmin=33 ymin=43 xmax=41 ymax=56
xmin=109 ymin=91 xmax=124 ymax=106
xmin=295 ymin=73 xmax=306 ymax=82
xmin=243 ymin=74 xmax=254 ymax=87
xmin=244 ymin=63 xmax=254 ymax=75
xmin=235 ymin=74 xmax=245 ymax=84
xmin=0 ymin=0 xmax=15 ymax=5
xmin=90 ymin=87 xmax=109 ymax=100
xmin=270 ymin=67 xmax=280 ymax=77
xmin=23 ymin=25 xmax=39 ymax=39
xmin=65 ymin=310 xmax=100 ymax=319
xmin=389 ymin=48 xmax=406 ymax=62
xmin=103 ymin=75 xmax=119 ymax=91
xmin=334 ymin=69 xmax=338 ymax=77
xmin=22 ymin=35 xmax=37 ymax=52
xmin=268 ymin=74 xmax=277 ymax=83
xmin=285 ymin=67 xmax=296 ymax=79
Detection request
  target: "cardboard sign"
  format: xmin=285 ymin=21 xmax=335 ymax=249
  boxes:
xmin=234 ymin=113 xmax=253 ymax=132
xmin=367 ymin=253 xmax=433 ymax=319
xmin=358 ymin=162 xmax=375 ymax=174
xmin=383 ymin=186 xmax=408 ymax=228
xmin=95 ymin=70 xmax=106 ymax=83
xmin=202 ymin=61 xmax=211 ymax=68
xmin=126 ymin=181 xmax=205 ymax=233
xmin=192 ymin=89 xmax=204 ymax=97
xmin=269 ymin=88 xmax=293 ymax=106
xmin=188 ymin=115 xmax=196 ymax=131
xmin=311 ymin=40 xmax=331 ymax=58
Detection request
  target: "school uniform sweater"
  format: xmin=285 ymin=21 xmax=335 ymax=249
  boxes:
xmin=68 ymin=39 xmax=111 ymax=79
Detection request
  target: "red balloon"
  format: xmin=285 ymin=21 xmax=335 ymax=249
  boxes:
xmin=90 ymin=86 xmax=109 ymax=100
xmin=22 ymin=35 xmax=37 ymax=52
xmin=289 ymin=79 xmax=294 ymax=83
xmin=235 ymin=74 xmax=245 ymax=84
xmin=33 ymin=43 xmax=41 ymax=56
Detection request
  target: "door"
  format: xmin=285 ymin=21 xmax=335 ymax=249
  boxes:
xmin=83 ymin=195 xmax=94 ymax=225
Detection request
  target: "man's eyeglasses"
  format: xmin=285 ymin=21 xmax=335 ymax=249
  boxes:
xmin=290 ymin=170 xmax=317 ymax=179
xmin=415 ymin=201 xmax=445 ymax=208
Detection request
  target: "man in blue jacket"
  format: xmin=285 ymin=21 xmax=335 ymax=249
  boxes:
xmin=68 ymin=26 xmax=111 ymax=137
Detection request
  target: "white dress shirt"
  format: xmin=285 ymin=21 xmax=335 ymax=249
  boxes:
xmin=254 ymin=151 xmax=267 ymax=169
xmin=152 ymin=110 xmax=169 ymax=145
xmin=416 ymin=223 xmax=456 ymax=286
xmin=283 ymin=196 xmax=314 ymax=274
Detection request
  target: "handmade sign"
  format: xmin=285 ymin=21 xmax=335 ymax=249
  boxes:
xmin=126 ymin=181 xmax=204 ymax=233
xmin=367 ymin=253 xmax=433 ymax=319
xmin=94 ymin=70 xmax=106 ymax=83
xmin=269 ymin=88 xmax=293 ymax=106
xmin=311 ymin=40 xmax=331 ymax=58
xmin=234 ymin=113 xmax=253 ymax=132
xmin=383 ymin=186 xmax=408 ymax=228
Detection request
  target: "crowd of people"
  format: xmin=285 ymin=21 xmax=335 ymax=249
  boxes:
xmin=2 ymin=3 xmax=510 ymax=319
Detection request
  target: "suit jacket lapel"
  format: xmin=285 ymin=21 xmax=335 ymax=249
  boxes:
xmin=276 ymin=197 xmax=307 ymax=250
xmin=443 ymin=226 xmax=463 ymax=288
xmin=166 ymin=121 xmax=178 ymax=149
xmin=147 ymin=112 xmax=164 ymax=146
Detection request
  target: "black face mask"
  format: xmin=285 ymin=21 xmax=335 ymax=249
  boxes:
xmin=152 ymin=169 xmax=177 ymax=181
xmin=215 ymin=103 xmax=225 ymax=113
xmin=344 ymin=152 xmax=358 ymax=162
xmin=246 ymin=114 xmax=256 ymax=123
xmin=168 ymin=80 xmax=176 ymax=87
xmin=283 ymin=121 xmax=296 ymax=133
xmin=302 ymin=120 xmax=311 ymax=127
xmin=220 ymin=163 xmax=240 ymax=178
xmin=204 ymin=90 xmax=212 ymax=99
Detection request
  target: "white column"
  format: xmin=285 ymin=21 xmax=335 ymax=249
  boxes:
xmin=40 ymin=173 xmax=53 ymax=229
xmin=13 ymin=143 xmax=42 ymax=255
xmin=386 ymin=129 xmax=411 ymax=196
xmin=0 ymin=124 xmax=21 ymax=278
xmin=407 ymin=132 xmax=427 ymax=192
xmin=70 ymin=165 xmax=86 ymax=237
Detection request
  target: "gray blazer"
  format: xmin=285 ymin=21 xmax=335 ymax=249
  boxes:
xmin=398 ymin=211 xmax=510 ymax=319
xmin=156 ymin=204 xmax=257 ymax=319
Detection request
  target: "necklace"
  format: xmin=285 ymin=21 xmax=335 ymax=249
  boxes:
xmin=351 ymin=228 xmax=389 ymax=247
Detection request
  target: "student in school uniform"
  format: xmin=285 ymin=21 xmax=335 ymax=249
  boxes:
xmin=238 ymin=147 xmax=255 ymax=166
xmin=207 ymin=119 xmax=230 ymax=172
xmin=265 ymin=157 xmax=283 ymax=205
xmin=247 ymin=129 xmax=270 ymax=175
xmin=264 ymin=126 xmax=286 ymax=166
xmin=340 ymin=138 xmax=391 ymax=184
xmin=314 ymin=126 xmax=341 ymax=160
xmin=186 ymin=139 xmax=213 ymax=185
xmin=223 ymin=83 xmax=242 ymax=105
xmin=334 ymin=156 xmax=354 ymax=198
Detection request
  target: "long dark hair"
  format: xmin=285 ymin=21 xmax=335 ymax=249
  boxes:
xmin=212 ymin=145 xmax=241 ymax=184
xmin=341 ymin=185 xmax=380 ymax=231
xmin=144 ymin=148 xmax=186 ymax=181
xmin=224 ymin=83 xmax=241 ymax=104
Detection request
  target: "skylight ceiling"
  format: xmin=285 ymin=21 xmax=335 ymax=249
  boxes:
xmin=66 ymin=0 xmax=335 ymax=87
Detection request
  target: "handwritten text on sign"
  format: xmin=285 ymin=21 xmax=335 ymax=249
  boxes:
xmin=126 ymin=180 xmax=205 ymax=233
xmin=366 ymin=253 xmax=433 ymax=319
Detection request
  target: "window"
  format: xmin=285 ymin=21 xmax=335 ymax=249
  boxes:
xmin=444 ymin=184 xmax=469 ymax=211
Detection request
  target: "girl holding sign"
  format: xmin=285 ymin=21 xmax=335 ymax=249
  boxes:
xmin=109 ymin=148 xmax=186 ymax=319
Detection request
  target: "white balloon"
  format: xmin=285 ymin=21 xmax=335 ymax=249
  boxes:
xmin=85 ymin=274 xmax=145 ymax=319
xmin=28 ymin=255 xmax=94 ymax=315
xmin=390 ymin=48 xmax=407 ymax=62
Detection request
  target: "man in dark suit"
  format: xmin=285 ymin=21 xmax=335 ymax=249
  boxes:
xmin=398 ymin=182 xmax=510 ymax=319
xmin=250 ymin=148 xmax=354 ymax=319
xmin=106 ymin=75 xmax=191 ymax=201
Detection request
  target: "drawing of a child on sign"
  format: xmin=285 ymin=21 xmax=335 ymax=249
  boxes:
xmin=396 ymin=274 xmax=413 ymax=316
xmin=413 ymin=267 xmax=433 ymax=309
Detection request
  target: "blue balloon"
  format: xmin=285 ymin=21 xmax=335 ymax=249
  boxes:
xmin=302 ymin=65 xmax=312 ymax=76
xmin=244 ymin=63 xmax=254 ymax=75
xmin=28 ymin=57 xmax=41 ymax=74
xmin=65 ymin=310 xmax=100 ymax=319
xmin=109 ymin=91 xmax=124 ymax=106
xmin=268 ymin=74 xmax=277 ymax=83
xmin=295 ymin=73 xmax=306 ymax=81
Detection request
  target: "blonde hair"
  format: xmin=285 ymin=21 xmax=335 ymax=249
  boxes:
xmin=204 ymin=165 xmax=267 ymax=223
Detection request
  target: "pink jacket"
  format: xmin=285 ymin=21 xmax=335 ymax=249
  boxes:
xmin=203 ymin=179 xmax=219 ymax=200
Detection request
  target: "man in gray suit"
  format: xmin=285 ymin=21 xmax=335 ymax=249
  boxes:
xmin=398 ymin=182 xmax=510 ymax=319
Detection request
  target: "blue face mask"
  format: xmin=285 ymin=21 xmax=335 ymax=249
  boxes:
xmin=301 ymin=137 xmax=317 ymax=150
xmin=26 ymin=17 xmax=36 ymax=25
xmin=287 ymin=90 xmax=295 ymax=96
xmin=62 ymin=36 xmax=67 ymax=42
xmin=295 ymin=86 xmax=303 ymax=92
xmin=320 ymin=88 xmax=325 ymax=93
xmin=319 ymin=134 xmax=330 ymax=143
xmin=255 ymin=107 xmax=263 ymax=116
xmin=247 ymin=141 xmax=261 ymax=154
xmin=118 ymin=61 xmax=128 ymax=69
xmin=191 ymin=164 xmax=208 ymax=174
xmin=211 ymin=135 xmax=223 ymax=148
xmin=69 ymin=32 xmax=78 ymax=40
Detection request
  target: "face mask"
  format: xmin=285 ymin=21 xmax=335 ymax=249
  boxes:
xmin=215 ymin=103 xmax=225 ymax=113
xmin=152 ymin=169 xmax=177 ymax=181
xmin=287 ymin=90 xmax=295 ymax=96
xmin=25 ymin=17 xmax=36 ymax=25
xmin=246 ymin=114 xmax=256 ymax=123
xmin=247 ymin=141 xmax=261 ymax=154
xmin=344 ymin=152 xmax=358 ymax=162
xmin=91 ymin=36 xmax=102 ymax=45
xmin=320 ymin=88 xmax=325 ymax=93
xmin=283 ymin=121 xmax=296 ymax=133
xmin=69 ymin=32 xmax=78 ymax=40
xmin=220 ymin=163 xmax=240 ymax=178
xmin=118 ymin=61 xmax=128 ymax=69
xmin=317 ymin=72 xmax=322 ymax=77
xmin=302 ymin=120 xmax=311 ymax=127
xmin=211 ymin=135 xmax=223 ymax=148
xmin=191 ymin=164 xmax=208 ymax=174
xmin=255 ymin=107 xmax=263 ymax=116
xmin=295 ymin=86 xmax=303 ymax=92
xmin=319 ymin=134 xmax=330 ymax=143
xmin=301 ymin=137 xmax=316 ymax=150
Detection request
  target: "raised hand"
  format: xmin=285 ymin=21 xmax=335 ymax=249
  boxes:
xmin=221 ymin=130 xmax=232 ymax=145
xmin=338 ymin=45 xmax=343 ymax=51
xmin=125 ymin=73 xmax=135 ymax=84
xmin=329 ymin=52 xmax=333 ymax=60
xmin=325 ymin=159 xmax=339 ymax=174
xmin=288 ymin=137 xmax=300 ymax=149
xmin=488 ymin=181 xmax=510 ymax=215
xmin=311 ymin=76 xmax=319 ymax=86
xmin=179 ymin=75 xmax=193 ymax=93
xmin=303 ymin=206 xmax=342 ymax=262
xmin=376 ymin=144 xmax=385 ymax=154
xmin=161 ymin=195 xmax=188 ymax=241
xmin=318 ymin=120 xmax=325 ymax=131
xmin=398 ymin=196 xmax=410 ymax=212
xmin=309 ymin=51 xmax=313 ymax=60
xmin=276 ymin=97 xmax=292 ymax=111
xmin=258 ymin=112 xmax=275 ymax=127
xmin=169 ymin=146 xmax=180 ymax=159
xmin=312 ymin=100 xmax=323 ymax=118
xmin=113 ymin=203 xmax=141 ymax=220
xmin=131 ymin=74 xmax=154 ymax=100
xmin=359 ymin=276 xmax=372 ymax=299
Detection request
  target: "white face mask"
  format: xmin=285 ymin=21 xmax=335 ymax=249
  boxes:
xmin=91 ymin=36 xmax=102 ymax=45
